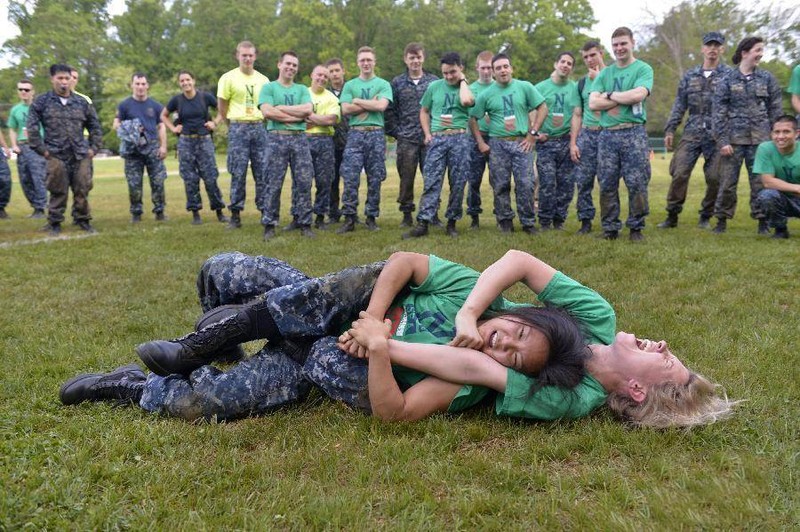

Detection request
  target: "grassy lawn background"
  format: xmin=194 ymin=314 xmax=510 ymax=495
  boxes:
xmin=1 ymin=155 xmax=797 ymax=529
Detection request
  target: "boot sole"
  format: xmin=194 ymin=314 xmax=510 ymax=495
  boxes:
xmin=60 ymin=363 xmax=143 ymax=405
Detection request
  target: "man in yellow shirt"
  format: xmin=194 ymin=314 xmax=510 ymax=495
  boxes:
xmin=217 ymin=41 xmax=270 ymax=229
xmin=306 ymin=64 xmax=341 ymax=229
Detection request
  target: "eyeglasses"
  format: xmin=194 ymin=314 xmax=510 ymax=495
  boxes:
xmin=17 ymin=87 xmax=32 ymax=92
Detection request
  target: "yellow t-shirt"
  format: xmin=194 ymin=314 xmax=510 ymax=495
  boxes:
xmin=216 ymin=68 xmax=269 ymax=121
xmin=306 ymin=88 xmax=341 ymax=135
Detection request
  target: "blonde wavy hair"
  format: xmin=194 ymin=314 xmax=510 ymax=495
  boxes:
xmin=606 ymin=373 xmax=738 ymax=429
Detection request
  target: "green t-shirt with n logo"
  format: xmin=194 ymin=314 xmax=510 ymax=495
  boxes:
xmin=258 ymin=82 xmax=312 ymax=131
xmin=535 ymin=78 xmax=580 ymax=137
xmin=754 ymin=141 xmax=800 ymax=184
xmin=593 ymin=59 xmax=654 ymax=127
xmin=420 ymin=79 xmax=471 ymax=131
xmin=340 ymin=76 xmax=393 ymax=127
xmin=470 ymin=79 xmax=545 ymax=137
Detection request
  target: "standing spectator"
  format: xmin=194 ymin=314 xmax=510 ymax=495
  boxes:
xmin=161 ymin=70 xmax=229 ymax=225
xmin=7 ymin=79 xmax=47 ymax=218
xmin=755 ymin=115 xmax=800 ymax=239
xmin=113 ymin=73 xmax=168 ymax=223
xmin=466 ymin=51 xmax=494 ymax=230
xmin=659 ymin=32 xmax=730 ymax=229
xmin=27 ymin=64 xmax=103 ymax=235
xmin=305 ymin=64 xmax=341 ymax=229
xmin=386 ymin=43 xmax=439 ymax=227
xmin=589 ymin=27 xmax=654 ymax=241
xmin=469 ymin=53 xmax=547 ymax=234
xmin=534 ymin=52 xmax=581 ymax=231
xmin=712 ymin=36 xmax=782 ymax=235
xmin=217 ymin=41 xmax=270 ymax=229
xmin=789 ymin=64 xmax=800 ymax=117
xmin=337 ymin=47 xmax=393 ymax=233
xmin=325 ymin=58 xmax=348 ymax=224
xmin=0 ymin=127 xmax=10 ymax=219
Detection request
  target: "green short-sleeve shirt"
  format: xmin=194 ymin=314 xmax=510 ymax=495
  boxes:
xmin=495 ymin=272 xmax=616 ymax=420
xmin=535 ymin=78 xmax=580 ymax=137
xmin=420 ymin=79 xmax=471 ymax=131
xmin=753 ymin=141 xmax=800 ymax=184
xmin=469 ymin=81 xmax=494 ymax=133
xmin=593 ymin=60 xmax=654 ymax=127
xmin=580 ymin=76 xmax=602 ymax=128
xmin=470 ymin=79 xmax=545 ymax=137
xmin=258 ymin=82 xmax=312 ymax=131
xmin=340 ymin=76 xmax=393 ymax=128
xmin=788 ymin=64 xmax=800 ymax=95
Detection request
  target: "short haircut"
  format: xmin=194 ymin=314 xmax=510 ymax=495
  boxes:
xmin=279 ymin=50 xmax=298 ymax=62
xmin=131 ymin=72 xmax=148 ymax=82
xmin=404 ymin=42 xmax=424 ymax=56
xmin=311 ymin=64 xmax=328 ymax=74
xmin=176 ymin=70 xmax=195 ymax=80
xmin=357 ymin=46 xmax=375 ymax=57
xmin=773 ymin=114 xmax=798 ymax=128
xmin=555 ymin=51 xmax=575 ymax=63
xmin=491 ymin=53 xmax=511 ymax=66
xmin=611 ymin=26 xmax=634 ymax=40
xmin=476 ymin=50 xmax=493 ymax=65
xmin=18 ymin=78 xmax=34 ymax=86
xmin=582 ymin=40 xmax=602 ymax=52
xmin=325 ymin=58 xmax=343 ymax=68
xmin=440 ymin=51 xmax=463 ymax=67
xmin=732 ymin=36 xmax=764 ymax=65
xmin=237 ymin=41 xmax=256 ymax=53
xmin=50 ymin=64 xmax=72 ymax=76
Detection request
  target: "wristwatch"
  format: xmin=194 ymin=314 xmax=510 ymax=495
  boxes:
xmin=528 ymin=129 xmax=540 ymax=137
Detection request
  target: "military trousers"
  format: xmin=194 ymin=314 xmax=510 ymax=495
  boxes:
xmin=177 ymin=135 xmax=226 ymax=213
xmin=713 ymin=144 xmax=763 ymax=220
xmin=308 ymin=135 xmax=335 ymax=217
xmin=417 ymin=133 xmax=470 ymax=222
xmin=396 ymin=138 xmax=426 ymax=213
xmin=16 ymin=144 xmax=47 ymax=210
xmin=535 ymin=135 xmax=575 ymax=225
xmin=466 ymin=133 xmax=489 ymax=217
xmin=488 ymin=138 xmax=536 ymax=226
xmin=45 ymin=155 xmax=93 ymax=223
xmin=571 ymin=128 xmax=600 ymax=222
xmin=0 ymin=150 xmax=10 ymax=209
xmin=665 ymin=135 xmax=720 ymax=218
xmin=597 ymin=126 xmax=651 ymax=232
xmin=226 ymin=122 xmax=269 ymax=213
xmin=340 ymin=129 xmax=386 ymax=218
xmin=262 ymin=133 xmax=313 ymax=227
xmin=757 ymin=189 xmax=800 ymax=230
xmin=123 ymin=140 xmax=167 ymax=215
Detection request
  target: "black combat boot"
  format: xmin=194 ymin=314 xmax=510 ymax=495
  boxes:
xmin=314 ymin=214 xmax=327 ymax=229
xmin=135 ymin=301 xmax=281 ymax=376
xmin=470 ymin=214 xmax=479 ymax=230
xmin=657 ymin=212 xmax=678 ymax=229
xmin=498 ymin=219 xmax=514 ymax=233
xmin=155 ymin=211 xmax=166 ymax=221
xmin=400 ymin=212 xmax=413 ymax=227
xmin=600 ymin=230 xmax=619 ymax=240
xmin=629 ymin=228 xmax=645 ymax=241
xmin=402 ymin=221 xmax=429 ymax=239
xmin=521 ymin=224 xmax=538 ymax=235
xmin=697 ymin=215 xmax=711 ymax=229
xmin=577 ymin=219 xmax=592 ymax=234
xmin=29 ymin=208 xmax=45 ymax=219
xmin=227 ymin=210 xmax=242 ymax=229
xmin=365 ymin=215 xmax=379 ymax=231
xmin=757 ymin=219 xmax=770 ymax=235
xmin=772 ymin=226 xmax=789 ymax=239
xmin=191 ymin=211 xmax=202 ymax=225
xmin=336 ymin=215 xmax=356 ymax=234
xmin=216 ymin=209 xmax=230 ymax=223
xmin=712 ymin=218 xmax=726 ymax=234
xmin=194 ymin=304 xmax=247 ymax=363
xmin=445 ymin=219 xmax=458 ymax=237
xmin=59 ymin=364 xmax=146 ymax=406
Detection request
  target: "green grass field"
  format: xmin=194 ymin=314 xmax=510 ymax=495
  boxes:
xmin=1 ymin=155 xmax=797 ymax=529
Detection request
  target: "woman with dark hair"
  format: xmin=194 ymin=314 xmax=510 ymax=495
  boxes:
xmin=711 ymin=36 xmax=782 ymax=234
xmin=161 ymin=70 xmax=229 ymax=225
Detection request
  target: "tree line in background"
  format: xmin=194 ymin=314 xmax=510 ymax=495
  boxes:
xmin=1 ymin=0 xmax=798 ymax=152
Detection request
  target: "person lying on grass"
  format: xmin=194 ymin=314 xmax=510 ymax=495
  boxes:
xmin=60 ymin=250 xmax=734 ymax=427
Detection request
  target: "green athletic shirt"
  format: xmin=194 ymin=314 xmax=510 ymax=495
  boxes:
xmin=753 ymin=141 xmax=800 ymax=184
xmin=8 ymin=102 xmax=43 ymax=141
xmin=469 ymin=80 xmax=494 ymax=133
xmin=535 ymin=77 xmax=580 ymax=137
xmin=470 ymin=79 xmax=545 ymax=137
xmin=580 ymin=75 xmax=602 ymax=128
xmin=593 ymin=60 xmax=654 ymax=127
xmin=387 ymin=255 xmax=517 ymax=412
xmin=258 ymin=82 xmax=312 ymax=131
xmin=789 ymin=65 xmax=800 ymax=95
xmin=340 ymin=76 xmax=393 ymax=127
xmin=420 ymin=79 xmax=471 ymax=132
xmin=495 ymin=272 xmax=616 ymax=420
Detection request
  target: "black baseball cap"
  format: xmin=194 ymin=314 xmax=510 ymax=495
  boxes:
xmin=702 ymin=32 xmax=725 ymax=45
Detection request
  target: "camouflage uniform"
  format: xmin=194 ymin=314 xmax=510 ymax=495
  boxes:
xmin=535 ymin=136 xmax=574 ymax=226
xmin=307 ymin=135 xmax=335 ymax=216
xmin=227 ymin=122 xmax=269 ymax=214
xmin=386 ymin=71 xmax=438 ymax=214
xmin=340 ymin=129 xmax=386 ymax=218
xmin=662 ymin=64 xmax=730 ymax=218
xmin=26 ymin=91 xmax=102 ymax=223
xmin=328 ymin=86 xmax=348 ymax=221
xmin=466 ymin=133 xmax=489 ymax=217
xmin=712 ymin=67 xmax=782 ymax=220
xmin=597 ymin=126 xmax=651 ymax=232
xmin=262 ymin=133 xmax=313 ymax=228
xmin=123 ymin=139 xmax=167 ymax=216
xmin=572 ymin=127 xmax=601 ymax=222
xmin=757 ymin=189 xmax=800 ymax=230
xmin=418 ymin=133 xmax=471 ymax=222
xmin=140 ymin=252 xmax=385 ymax=421
xmin=15 ymin=144 xmax=47 ymax=211
xmin=177 ymin=135 xmax=226 ymax=213
xmin=0 ymin=149 xmax=10 ymax=210
xmin=488 ymin=138 xmax=536 ymax=227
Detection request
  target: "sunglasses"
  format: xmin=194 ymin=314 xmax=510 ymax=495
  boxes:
xmin=17 ymin=88 xmax=31 ymax=92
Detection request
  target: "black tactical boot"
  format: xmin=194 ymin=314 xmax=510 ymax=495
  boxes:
xmin=757 ymin=219 xmax=770 ymax=235
xmin=498 ymin=219 xmax=514 ymax=233
xmin=445 ymin=219 xmax=458 ymax=237
xmin=227 ymin=210 xmax=242 ymax=229
xmin=155 ymin=211 xmax=166 ymax=222
xmin=400 ymin=212 xmax=413 ymax=228
xmin=314 ymin=214 xmax=327 ymax=229
xmin=629 ymin=228 xmax=645 ymax=241
xmin=772 ymin=226 xmax=789 ymax=239
xmin=191 ymin=211 xmax=202 ymax=225
xmin=657 ymin=212 xmax=678 ymax=229
xmin=194 ymin=304 xmax=247 ymax=363
xmin=365 ymin=215 xmax=379 ymax=231
xmin=59 ymin=364 xmax=146 ymax=406
xmin=336 ymin=215 xmax=356 ymax=234
xmin=712 ymin=218 xmax=727 ymax=234
xmin=697 ymin=215 xmax=711 ymax=229
xmin=470 ymin=214 xmax=479 ymax=230
xmin=577 ymin=219 xmax=592 ymax=234
xmin=402 ymin=221 xmax=429 ymax=239
xmin=216 ymin=209 xmax=230 ymax=223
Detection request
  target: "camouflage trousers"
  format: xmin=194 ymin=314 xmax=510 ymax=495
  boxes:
xmin=488 ymin=137 xmax=536 ymax=226
xmin=418 ymin=133 xmax=470 ymax=222
xmin=340 ymin=129 xmax=386 ymax=218
xmin=307 ymin=135 xmax=335 ymax=216
xmin=262 ymin=133 xmax=313 ymax=227
xmin=570 ymin=128 xmax=600 ymax=221
xmin=227 ymin=122 xmax=269 ymax=213
xmin=466 ymin=133 xmax=489 ymax=217
xmin=536 ymin=135 xmax=575 ymax=225
xmin=0 ymin=150 xmax=10 ymax=209
xmin=757 ymin=189 xmax=800 ymax=229
xmin=597 ymin=126 xmax=651 ymax=232
xmin=45 ymin=155 xmax=93 ymax=223
xmin=16 ymin=144 xmax=47 ymax=210
xmin=177 ymin=135 xmax=226 ymax=212
xmin=665 ymin=135 xmax=720 ymax=217
xmin=713 ymin=144 xmax=763 ymax=220
xmin=329 ymin=144 xmax=345 ymax=221
xmin=140 ymin=252 xmax=386 ymax=421
xmin=123 ymin=140 xmax=167 ymax=215
xmin=396 ymin=138 xmax=426 ymax=213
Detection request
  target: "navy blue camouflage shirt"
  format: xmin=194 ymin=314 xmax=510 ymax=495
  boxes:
xmin=712 ymin=67 xmax=782 ymax=147
xmin=664 ymin=63 xmax=731 ymax=139
xmin=27 ymin=91 xmax=103 ymax=159
xmin=385 ymin=70 xmax=438 ymax=141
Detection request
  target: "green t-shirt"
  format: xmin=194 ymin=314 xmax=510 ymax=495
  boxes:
xmin=258 ymin=82 xmax=312 ymax=131
xmin=9 ymin=103 xmax=32 ymax=141
xmin=469 ymin=80 xmax=494 ymax=133
xmin=470 ymin=79 xmax=545 ymax=137
xmin=535 ymin=77 xmax=580 ymax=137
xmin=753 ymin=141 xmax=800 ymax=184
xmin=340 ymin=76 xmax=393 ymax=127
xmin=789 ymin=64 xmax=800 ymax=95
xmin=495 ymin=272 xmax=616 ymax=420
xmin=579 ymin=75 xmax=602 ymax=128
xmin=593 ymin=60 xmax=654 ymax=127
xmin=420 ymin=79 xmax=471 ymax=132
xmin=387 ymin=255 xmax=516 ymax=413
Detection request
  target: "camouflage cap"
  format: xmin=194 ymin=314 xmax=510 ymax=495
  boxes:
xmin=702 ymin=32 xmax=725 ymax=45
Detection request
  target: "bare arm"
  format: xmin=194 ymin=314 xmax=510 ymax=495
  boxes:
xmin=469 ymin=117 xmax=490 ymax=154
xmin=306 ymin=112 xmax=338 ymax=126
xmin=341 ymin=102 xmax=366 ymax=116
xmin=761 ymin=173 xmax=800 ymax=196
xmin=160 ymin=107 xmax=180 ymax=135
xmin=8 ymin=128 xmax=19 ymax=153
xmin=260 ymin=103 xmax=303 ymax=123
xmin=217 ymin=98 xmax=229 ymax=121
xmin=459 ymin=79 xmax=475 ymax=107
xmin=276 ymin=102 xmax=313 ymax=118
xmin=157 ymin=122 xmax=167 ymax=159
xmin=365 ymin=252 xmax=430 ymax=319
xmin=793 ymin=94 xmax=800 ymax=114
xmin=589 ymin=91 xmax=617 ymax=111
xmin=570 ymin=106 xmax=582 ymax=162
xmin=353 ymin=97 xmax=389 ymax=112
xmin=607 ymin=86 xmax=649 ymax=105
xmin=420 ymin=107 xmax=432 ymax=144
